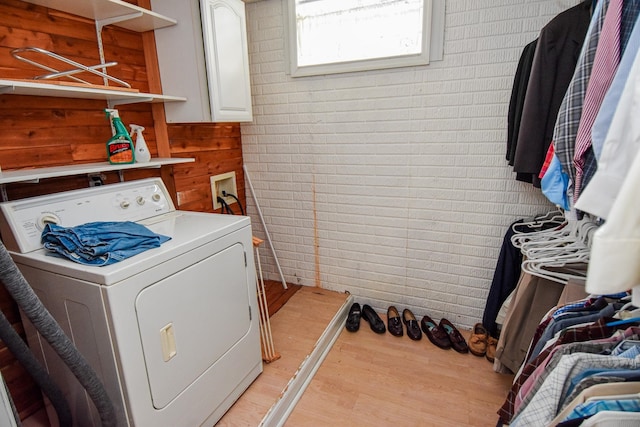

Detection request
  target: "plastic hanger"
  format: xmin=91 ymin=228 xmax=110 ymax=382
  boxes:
xmin=516 ymin=215 xmax=598 ymax=259
xmin=511 ymin=222 xmax=570 ymax=249
xmin=512 ymin=217 xmax=578 ymax=255
xmin=606 ymin=317 xmax=640 ymax=327
xmin=514 ymin=212 xmax=600 ymax=284
xmin=522 ymin=219 xmax=599 ymax=259
xmin=521 ymin=252 xmax=589 ymax=284
xmin=511 ymin=209 xmax=566 ymax=234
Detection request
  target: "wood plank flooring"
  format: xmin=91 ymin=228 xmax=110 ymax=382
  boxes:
xmin=263 ymin=280 xmax=302 ymax=317
xmin=286 ymin=315 xmax=514 ymax=426
xmin=217 ymin=285 xmax=348 ymax=425
xmin=218 ymin=286 xmax=514 ymax=426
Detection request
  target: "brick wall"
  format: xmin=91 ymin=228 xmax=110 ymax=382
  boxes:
xmin=241 ymin=0 xmax=579 ymax=329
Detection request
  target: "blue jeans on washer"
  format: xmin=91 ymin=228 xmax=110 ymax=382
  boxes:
xmin=41 ymin=221 xmax=171 ymax=266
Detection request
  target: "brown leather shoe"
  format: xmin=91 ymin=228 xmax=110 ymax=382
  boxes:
xmin=439 ymin=318 xmax=468 ymax=354
xmin=486 ymin=336 xmax=498 ymax=362
xmin=468 ymin=323 xmax=488 ymax=357
xmin=402 ymin=308 xmax=422 ymax=341
xmin=420 ymin=315 xmax=451 ymax=349
xmin=387 ymin=306 xmax=403 ymax=337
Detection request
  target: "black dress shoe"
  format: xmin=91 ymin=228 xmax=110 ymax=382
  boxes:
xmin=345 ymin=303 xmax=361 ymax=332
xmin=387 ymin=306 xmax=403 ymax=337
xmin=439 ymin=318 xmax=469 ymax=353
xmin=402 ymin=308 xmax=422 ymax=341
xmin=361 ymin=304 xmax=386 ymax=334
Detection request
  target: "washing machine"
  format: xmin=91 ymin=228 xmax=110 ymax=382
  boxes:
xmin=0 ymin=178 xmax=262 ymax=426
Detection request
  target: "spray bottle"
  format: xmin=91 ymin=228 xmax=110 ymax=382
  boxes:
xmin=129 ymin=124 xmax=151 ymax=163
xmin=104 ymin=109 xmax=135 ymax=165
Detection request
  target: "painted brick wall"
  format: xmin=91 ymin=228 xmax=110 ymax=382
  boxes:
xmin=241 ymin=0 xmax=580 ymax=329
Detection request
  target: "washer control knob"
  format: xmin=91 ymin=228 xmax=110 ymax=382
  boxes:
xmin=37 ymin=213 xmax=61 ymax=230
xmin=136 ymin=196 xmax=145 ymax=206
xmin=120 ymin=200 xmax=130 ymax=209
xmin=152 ymin=193 xmax=161 ymax=202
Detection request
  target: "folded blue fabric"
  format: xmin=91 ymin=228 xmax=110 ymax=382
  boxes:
xmin=41 ymin=221 xmax=171 ymax=266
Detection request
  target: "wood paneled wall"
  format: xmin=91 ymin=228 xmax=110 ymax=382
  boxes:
xmin=0 ymin=0 xmax=245 ymax=421
xmin=169 ymin=123 xmax=245 ymax=213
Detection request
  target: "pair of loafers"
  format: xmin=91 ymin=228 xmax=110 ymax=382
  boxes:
xmin=346 ymin=303 xmax=386 ymax=334
xmin=387 ymin=306 xmax=422 ymax=340
xmin=469 ymin=323 xmax=489 ymax=357
xmin=420 ymin=315 xmax=468 ymax=353
xmin=468 ymin=323 xmax=498 ymax=362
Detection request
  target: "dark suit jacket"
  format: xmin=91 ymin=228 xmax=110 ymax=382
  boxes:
xmin=507 ymin=39 xmax=538 ymax=166
xmin=513 ymin=0 xmax=592 ymax=187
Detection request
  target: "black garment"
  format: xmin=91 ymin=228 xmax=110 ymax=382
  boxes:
xmin=507 ymin=39 xmax=538 ymax=167
xmin=482 ymin=220 xmax=525 ymax=338
xmin=512 ymin=1 xmax=592 ymax=187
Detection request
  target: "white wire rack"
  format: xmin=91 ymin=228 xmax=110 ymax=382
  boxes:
xmin=11 ymin=47 xmax=130 ymax=88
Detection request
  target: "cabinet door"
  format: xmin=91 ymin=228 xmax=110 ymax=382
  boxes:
xmin=153 ymin=0 xmax=253 ymax=123
xmin=201 ymin=0 xmax=253 ymax=122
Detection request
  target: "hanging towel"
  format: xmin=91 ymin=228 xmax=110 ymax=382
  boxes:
xmin=41 ymin=221 xmax=171 ymax=266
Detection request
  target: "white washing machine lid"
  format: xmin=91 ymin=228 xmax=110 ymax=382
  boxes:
xmin=8 ymin=211 xmax=250 ymax=285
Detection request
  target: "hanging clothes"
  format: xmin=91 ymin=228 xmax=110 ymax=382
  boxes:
xmin=482 ymin=219 xmax=528 ymax=338
xmin=507 ymin=39 xmax=538 ymax=168
xmin=585 ymin=145 xmax=640 ymax=299
xmin=575 ymin=11 xmax=640 ymax=219
xmin=494 ymin=4 xmax=640 ymax=426
xmin=549 ymin=0 xmax=608 ymax=203
xmin=577 ymin=1 xmax=640 ymax=196
xmin=493 ymin=272 xmax=565 ymax=374
xmin=512 ymin=1 xmax=592 ymax=187
xmin=483 ymin=213 xmax=567 ymax=341
xmin=498 ymin=313 xmax=639 ymax=424
xmin=511 ymin=350 xmax=640 ymax=426
xmin=571 ymin=0 xmax=623 ymax=199
xmin=544 ymin=0 xmax=640 ymax=210
xmin=588 ymin=5 xmax=640 ymax=163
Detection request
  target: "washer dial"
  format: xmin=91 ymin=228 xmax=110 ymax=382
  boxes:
xmin=37 ymin=212 xmax=61 ymax=230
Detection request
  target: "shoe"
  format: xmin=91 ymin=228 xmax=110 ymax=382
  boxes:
xmin=362 ymin=304 xmax=386 ymax=334
xmin=486 ymin=336 xmax=498 ymax=362
xmin=420 ymin=315 xmax=451 ymax=349
xmin=439 ymin=318 xmax=468 ymax=354
xmin=402 ymin=308 xmax=422 ymax=341
xmin=387 ymin=306 xmax=403 ymax=337
xmin=468 ymin=323 xmax=489 ymax=357
xmin=345 ymin=303 xmax=361 ymax=332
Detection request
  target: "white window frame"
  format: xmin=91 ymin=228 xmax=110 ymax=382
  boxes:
xmin=284 ymin=0 xmax=444 ymax=77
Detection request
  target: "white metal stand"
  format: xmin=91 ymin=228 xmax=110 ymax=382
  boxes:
xmin=244 ymin=165 xmax=288 ymax=290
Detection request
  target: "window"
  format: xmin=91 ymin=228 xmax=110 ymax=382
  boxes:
xmin=285 ymin=0 xmax=443 ymax=77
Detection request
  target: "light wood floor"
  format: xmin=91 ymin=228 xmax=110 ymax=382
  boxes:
xmin=218 ymin=287 xmax=514 ymax=427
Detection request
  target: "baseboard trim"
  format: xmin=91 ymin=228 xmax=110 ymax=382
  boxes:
xmin=259 ymin=293 xmax=353 ymax=427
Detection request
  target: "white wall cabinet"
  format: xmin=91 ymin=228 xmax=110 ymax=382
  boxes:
xmin=152 ymin=0 xmax=253 ymax=123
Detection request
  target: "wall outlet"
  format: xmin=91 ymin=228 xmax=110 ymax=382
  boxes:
xmin=210 ymin=171 xmax=238 ymax=210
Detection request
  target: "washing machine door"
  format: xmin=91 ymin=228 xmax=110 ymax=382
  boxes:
xmin=135 ymin=242 xmax=252 ymax=409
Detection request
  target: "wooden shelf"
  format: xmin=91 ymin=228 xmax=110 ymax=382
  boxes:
xmin=21 ymin=0 xmax=176 ymax=32
xmin=0 ymin=79 xmax=186 ymax=105
xmin=0 ymin=158 xmax=195 ymax=185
